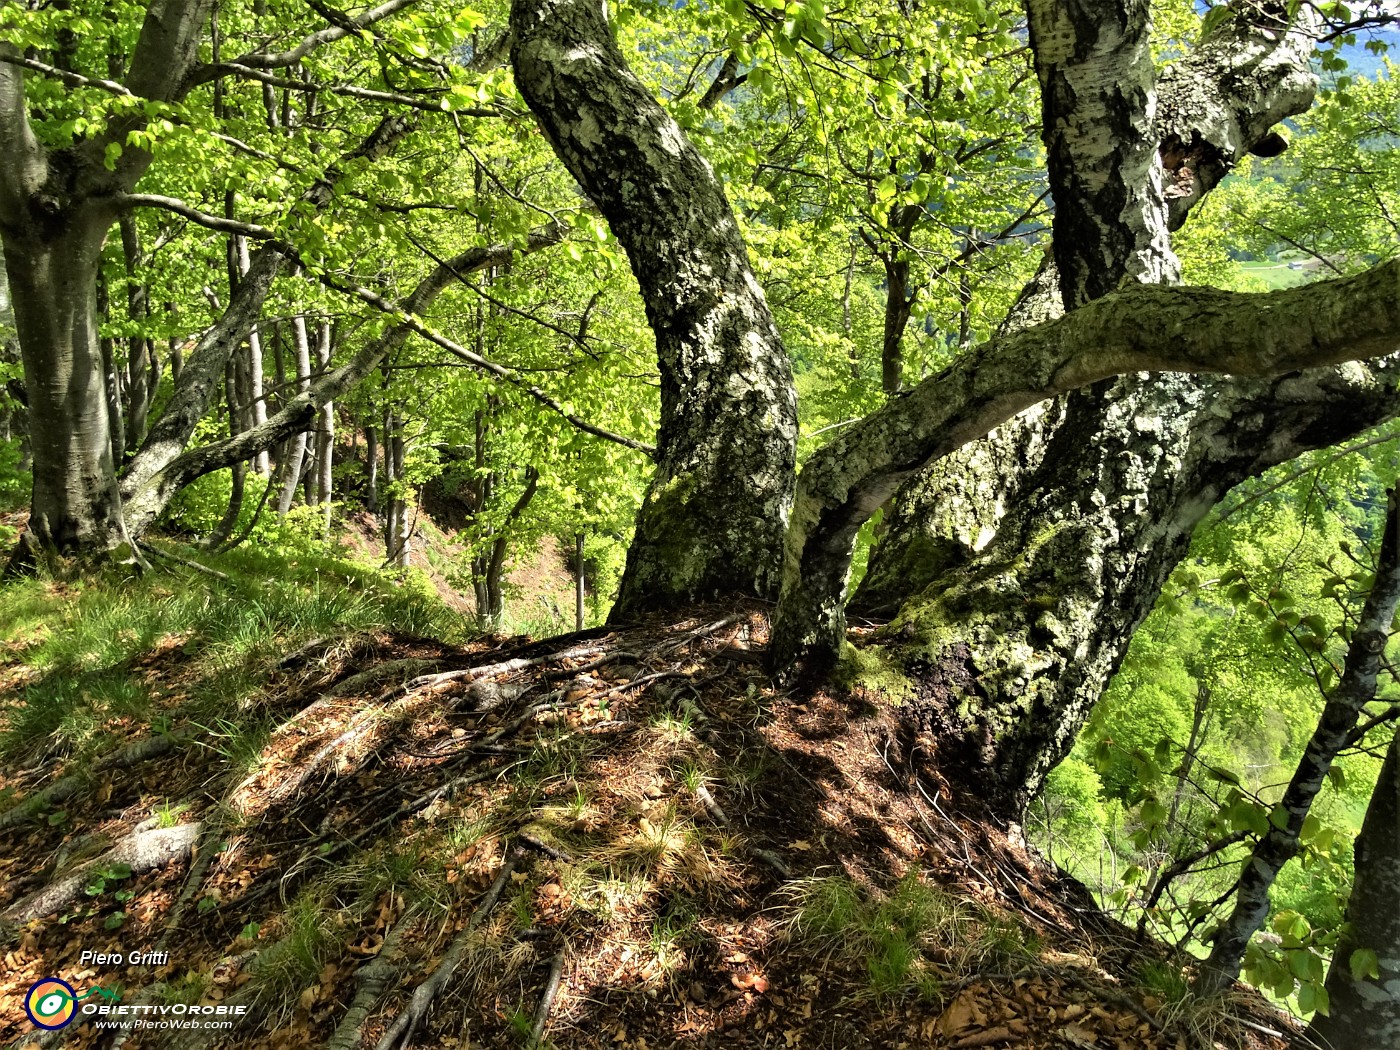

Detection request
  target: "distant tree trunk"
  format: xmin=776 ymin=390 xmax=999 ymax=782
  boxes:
xmin=383 ymin=409 xmax=410 ymax=569
xmin=511 ymin=0 xmax=798 ymax=616
xmin=1305 ymin=726 xmax=1400 ymax=1050
xmin=471 ymin=466 xmax=539 ymax=632
xmin=120 ymin=213 xmax=155 ymax=455
xmin=98 ymin=273 xmax=127 ymax=467
xmin=276 ymin=315 xmax=313 ymax=516
xmin=206 ymin=359 xmax=247 ymax=550
xmin=575 ymin=531 xmax=586 ymax=631
xmin=365 ymin=423 xmax=379 ymax=514
xmin=314 ymin=320 xmax=334 ymax=535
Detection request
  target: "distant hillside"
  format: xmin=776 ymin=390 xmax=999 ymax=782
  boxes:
xmin=1338 ymin=26 xmax=1398 ymax=80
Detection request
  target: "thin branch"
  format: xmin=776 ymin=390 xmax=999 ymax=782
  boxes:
xmin=226 ymin=0 xmax=420 ymax=70
xmin=118 ymin=194 xmax=278 ymax=240
xmin=194 ymin=61 xmax=502 ymax=115
xmin=317 ymin=270 xmax=656 ymax=456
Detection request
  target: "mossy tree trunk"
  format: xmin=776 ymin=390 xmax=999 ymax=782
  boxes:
xmin=834 ymin=1 xmax=1349 ymax=819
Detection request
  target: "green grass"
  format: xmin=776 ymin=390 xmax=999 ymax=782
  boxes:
xmin=0 ymin=543 xmax=470 ymax=761
xmin=244 ymin=889 xmax=349 ymax=1022
xmin=787 ymin=873 xmax=1037 ymax=1002
xmin=1236 ymin=260 xmax=1310 ymax=290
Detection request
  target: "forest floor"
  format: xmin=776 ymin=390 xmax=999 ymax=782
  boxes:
xmin=0 ymin=556 xmax=1305 ymax=1050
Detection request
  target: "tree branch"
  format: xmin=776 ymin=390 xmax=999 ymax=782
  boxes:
xmin=121 ymin=220 xmax=646 ymax=531
xmin=771 ymin=258 xmax=1400 ymax=669
xmin=0 ymin=47 xmax=49 ymax=226
xmin=317 ymin=269 xmax=656 ymax=455
xmin=187 ymin=61 xmax=502 ymax=115
xmin=118 ymin=194 xmax=278 ymax=240
xmin=221 ymin=0 xmax=419 ymax=70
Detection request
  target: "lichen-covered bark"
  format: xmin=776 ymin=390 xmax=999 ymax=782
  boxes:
xmin=1026 ymin=0 xmax=1177 ymax=306
xmin=862 ymin=363 xmax=1400 ymax=817
xmin=846 ymin=1 xmax=1330 ymax=817
xmin=510 ymin=0 xmax=797 ymax=615
xmin=768 ymin=259 xmax=1400 ymax=674
xmin=860 ymin=1 xmax=1320 ymax=615
xmin=1307 ymin=727 xmax=1400 ymax=1050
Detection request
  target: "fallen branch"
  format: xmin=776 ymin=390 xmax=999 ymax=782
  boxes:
xmin=694 ymin=783 xmax=730 ymax=826
xmin=598 ymin=667 xmax=688 ymax=701
xmin=136 ymin=540 xmax=231 ymax=580
xmin=402 ymin=642 xmax=608 ymax=694
xmin=518 ymin=833 xmax=573 ymax=862
xmin=373 ymin=850 xmax=522 ymax=1050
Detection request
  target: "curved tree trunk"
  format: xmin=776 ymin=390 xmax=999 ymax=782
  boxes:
xmin=822 ymin=1 xmax=1334 ymax=820
xmin=510 ymin=0 xmax=798 ymax=617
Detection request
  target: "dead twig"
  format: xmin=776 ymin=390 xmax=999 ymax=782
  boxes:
xmin=543 ymin=650 xmax=639 ymax=680
xmin=694 ymin=783 xmax=730 ymax=826
xmin=519 ymin=833 xmax=573 ymax=862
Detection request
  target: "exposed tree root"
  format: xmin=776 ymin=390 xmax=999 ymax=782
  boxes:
xmin=238 ymin=642 xmax=611 ymax=812
xmin=156 ymin=821 xmax=225 ymax=948
xmin=401 ymin=641 xmax=608 ymax=693
xmin=372 ymin=850 xmax=522 ymax=1050
xmin=526 ymin=950 xmax=567 ymax=1050
xmin=5 ymin=823 xmax=201 ymax=922
xmin=0 ymin=729 xmax=195 ymax=829
xmin=326 ymin=907 xmax=421 ymax=1050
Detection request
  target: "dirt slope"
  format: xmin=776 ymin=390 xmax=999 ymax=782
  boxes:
xmin=1 ymin=607 xmax=1299 ymax=1050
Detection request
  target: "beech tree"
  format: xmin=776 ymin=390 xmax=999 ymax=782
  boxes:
xmin=6 ymin=0 xmax=1400 ymax=867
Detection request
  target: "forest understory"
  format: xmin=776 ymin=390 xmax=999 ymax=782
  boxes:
xmin=0 ymin=556 xmax=1302 ymax=1050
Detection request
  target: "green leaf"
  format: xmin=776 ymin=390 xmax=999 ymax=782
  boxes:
xmin=1300 ymin=813 xmax=1321 ymax=843
xmin=1350 ymin=948 xmax=1380 ymax=982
